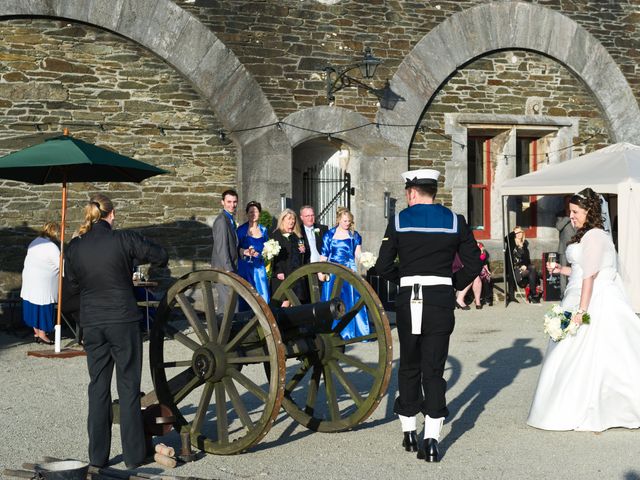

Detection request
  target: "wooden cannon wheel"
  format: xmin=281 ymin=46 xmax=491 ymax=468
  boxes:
xmin=149 ymin=270 xmax=285 ymax=455
xmin=272 ymin=262 xmax=393 ymax=432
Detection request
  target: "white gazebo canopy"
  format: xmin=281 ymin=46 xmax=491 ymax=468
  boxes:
xmin=500 ymin=142 xmax=640 ymax=312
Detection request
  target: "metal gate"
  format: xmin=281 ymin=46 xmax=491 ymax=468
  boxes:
xmin=302 ymin=168 xmax=352 ymax=227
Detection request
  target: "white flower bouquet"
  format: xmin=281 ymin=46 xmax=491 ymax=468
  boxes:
xmin=262 ymin=239 xmax=281 ymax=261
xmin=543 ymin=304 xmax=590 ymax=342
xmin=359 ymin=251 xmax=377 ymax=270
xmin=262 ymin=238 xmax=281 ymax=279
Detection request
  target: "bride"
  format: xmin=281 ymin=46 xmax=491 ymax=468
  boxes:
xmin=527 ymin=187 xmax=640 ymax=431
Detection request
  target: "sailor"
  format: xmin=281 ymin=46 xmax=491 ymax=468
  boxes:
xmin=375 ymin=168 xmax=481 ymax=462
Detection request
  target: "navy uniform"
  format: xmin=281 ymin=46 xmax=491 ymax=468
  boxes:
xmin=375 ymin=169 xmax=481 ymax=462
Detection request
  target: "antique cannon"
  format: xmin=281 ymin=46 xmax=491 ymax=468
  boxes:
xmin=145 ymin=262 xmax=393 ymax=455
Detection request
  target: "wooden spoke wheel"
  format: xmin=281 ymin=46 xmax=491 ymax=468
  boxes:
xmin=272 ymin=262 xmax=393 ymax=432
xmin=149 ymin=270 xmax=285 ymax=455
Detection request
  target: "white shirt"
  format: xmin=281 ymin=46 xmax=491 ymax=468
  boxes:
xmin=20 ymin=237 xmax=60 ymax=305
xmin=304 ymin=225 xmax=321 ymax=263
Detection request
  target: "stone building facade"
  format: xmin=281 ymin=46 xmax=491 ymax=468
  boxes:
xmin=0 ymin=0 xmax=638 ymax=299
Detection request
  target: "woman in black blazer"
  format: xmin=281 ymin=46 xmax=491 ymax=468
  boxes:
xmin=270 ymin=208 xmax=305 ymax=306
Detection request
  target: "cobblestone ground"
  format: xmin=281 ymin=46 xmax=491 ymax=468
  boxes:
xmin=1 ymin=301 xmax=639 ymax=480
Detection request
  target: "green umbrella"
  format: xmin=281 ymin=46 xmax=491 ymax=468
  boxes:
xmin=0 ymin=132 xmax=167 ymax=352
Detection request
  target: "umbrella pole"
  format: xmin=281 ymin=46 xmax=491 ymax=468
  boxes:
xmin=54 ymin=178 xmax=67 ymax=353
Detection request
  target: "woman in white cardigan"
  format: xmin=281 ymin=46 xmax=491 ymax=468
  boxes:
xmin=20 ymin=222 xmax=60 ymax=344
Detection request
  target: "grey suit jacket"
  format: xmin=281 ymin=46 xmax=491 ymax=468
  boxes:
xmin=556 ymin=216 xmax=576 ymax=265
xmin=211 ymin=212 xmax=238 ymax=271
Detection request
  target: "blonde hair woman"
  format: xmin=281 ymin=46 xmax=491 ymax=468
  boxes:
xmin=20 ymin=221 xmax=61 ymax=344
xmin=319 ymin=206 xmax=369 ymax=340
xmin=508 ymin=225 xmax=539 ymax=302
xmin=270 ymin=208 xmax=305 ymax=306
xmin=65 ymin=193 xmax=168 ymax=469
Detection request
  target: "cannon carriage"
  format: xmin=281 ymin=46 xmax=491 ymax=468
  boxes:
xmin=144 ymin=262 xmax=393 ymax=455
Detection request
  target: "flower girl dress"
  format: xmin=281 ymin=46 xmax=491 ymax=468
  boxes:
xmin=527 ymin=229 xmax=640 ymax=431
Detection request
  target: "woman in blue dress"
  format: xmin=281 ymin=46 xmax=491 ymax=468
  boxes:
xmin=320 ymin=207 xmax=369 ymax=340
xmin=237 ymin=201 xmax=270 ymax=309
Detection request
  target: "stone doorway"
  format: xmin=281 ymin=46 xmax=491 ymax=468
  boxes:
xmin=292 ymin=137 xmax=351 ymax=227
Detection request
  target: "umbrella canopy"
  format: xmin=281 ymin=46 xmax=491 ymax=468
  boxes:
xmin=0 ymin=135 xmax=166 ymax=183
xmin=0 ymin=132 xmax=167 ymax=352
xmin=500 ymin=142 xmax=640 ymax=196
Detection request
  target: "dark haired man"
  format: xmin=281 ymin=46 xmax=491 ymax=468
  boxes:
xmin=211 ymin=189 xmax=239 ymax=309
xmin=375 ymin=169 xmax=481 ymax=463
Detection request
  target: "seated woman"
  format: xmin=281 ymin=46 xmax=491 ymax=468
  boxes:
xmin=456 ymin=241 xmax=492 ymax=309
xmin=506 ymin=226 xmax=540 ymax=303
xmin=20 ymin=221 xmax=60 ymax=345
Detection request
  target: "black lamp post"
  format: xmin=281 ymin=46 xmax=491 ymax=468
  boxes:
xmin=324 ymin=47 xmax=403 ymax=109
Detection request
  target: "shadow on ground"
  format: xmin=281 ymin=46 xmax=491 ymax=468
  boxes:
xmin=442 ymin=338 xmax=542 ymax=457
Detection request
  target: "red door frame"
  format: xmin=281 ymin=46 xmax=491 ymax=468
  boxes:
xmin=469 ymin=137 xmax=491 ymax=239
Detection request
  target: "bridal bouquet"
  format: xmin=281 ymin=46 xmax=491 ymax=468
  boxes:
xmin=262 ymin=239 xmax=281 ymax=278
xmin=543 ymin=304 xmax=591 ymax=342
xmin=359 ymin=251 xmax=377 ymax=270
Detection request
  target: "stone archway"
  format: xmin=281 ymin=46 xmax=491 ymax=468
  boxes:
xmin=0 ymin=0 xmax=289 ymax=211
xmin=379 ymin=1 xmax=640 ymax=155
xmin=282 ymin=106 xmax=404 ymax=249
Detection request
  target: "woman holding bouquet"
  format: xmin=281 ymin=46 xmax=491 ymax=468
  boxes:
xmin=237 ymin=201 xmax=269 ymax=309
xmin=527 ymin=187 xmax=640 ymax=432
xmin=320 ymin=207 xmax=370 ymax=340
xmin=270 ymin=208 xmax=305 ymax=306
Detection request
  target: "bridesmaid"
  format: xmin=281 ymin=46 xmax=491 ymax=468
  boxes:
xmin=237 ymin=201 xmax=270 ymax=309
xmin=320 ymin=207 xmax=369 ymax=340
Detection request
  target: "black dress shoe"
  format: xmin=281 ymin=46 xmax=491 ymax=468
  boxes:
xmin=455 ymin=303 xmax=470 ymax=310
xmin=418 ymin=438 xmax=440 ymax=462
xmin=402 ymin=431 xmax=418 ymax=452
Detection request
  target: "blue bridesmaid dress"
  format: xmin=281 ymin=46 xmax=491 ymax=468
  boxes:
xmin=237 ymin=223 xmax=270 ymax=310
xmin=321 ymin=227 xmax=370 ymax=340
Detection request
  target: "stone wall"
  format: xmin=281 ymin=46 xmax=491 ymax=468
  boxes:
xmin=411 ymin=50 xmax=611 ymax=208
xmin=176 ymin=0 xmax=639 ymax=122
xmin=0 ymin=18 xmax=236 ymax=298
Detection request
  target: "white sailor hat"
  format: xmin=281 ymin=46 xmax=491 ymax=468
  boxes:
xmin=401 ymin=168 xmax=440 ymax=187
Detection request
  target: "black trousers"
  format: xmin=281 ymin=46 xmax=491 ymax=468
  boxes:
xmin=83 ymin=322 xmax=145 ymax=467
xmin=394 ymin=302 xmax=455 ymax=419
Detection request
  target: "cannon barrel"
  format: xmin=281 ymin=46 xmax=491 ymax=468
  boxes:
xmin=271 ymin=298 xmax=345 ymax=333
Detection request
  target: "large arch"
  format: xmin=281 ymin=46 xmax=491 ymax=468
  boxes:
xmin=0 ymin=0 xmax=290 ymax=211
xmin=379 ymin=1 xmax=640 ymax=153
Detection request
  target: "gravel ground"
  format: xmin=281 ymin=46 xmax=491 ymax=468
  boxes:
xmin=1 ymin=301 xmax=639 ymax=480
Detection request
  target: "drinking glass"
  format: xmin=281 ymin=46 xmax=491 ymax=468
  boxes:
xmin=247 ymin=246 xmax=254 ymax=263
xmin=547 ymin=252 xmax=558 ymax=280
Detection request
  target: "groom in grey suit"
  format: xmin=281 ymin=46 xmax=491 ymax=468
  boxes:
xmin=211 ymin=189 xmax=239 ymax=310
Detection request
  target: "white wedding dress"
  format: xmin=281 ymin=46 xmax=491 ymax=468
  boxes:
xmin=527 ymin=228 xmax=640 ymax=431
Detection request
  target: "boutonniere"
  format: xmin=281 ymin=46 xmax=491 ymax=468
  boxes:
xmin=314 ymin=228 xmax=320 ymax=234
xmin=283 ymin=233 xmax=291 ymax=239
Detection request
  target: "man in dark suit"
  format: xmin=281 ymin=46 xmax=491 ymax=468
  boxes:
xmin=299 ymin=205 xmax=329 ymax=264
xmin=298 ymin=205 xmax=328 ymax=303
xmin=211 ymin=189 xmax=239 ymax=310
xmin=375 ymin=169 xmax=481 ymax=463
